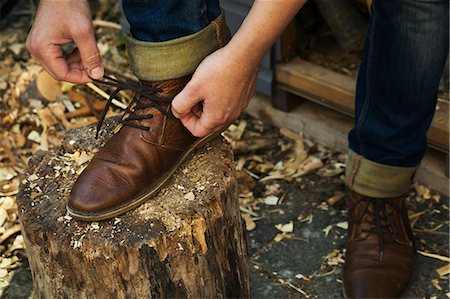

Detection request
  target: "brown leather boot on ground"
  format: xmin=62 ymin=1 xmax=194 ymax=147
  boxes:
xmin=343 ymin=191 xmax=415 ymax=299
xmin=67 ymin=76 xmax=223 ymax=221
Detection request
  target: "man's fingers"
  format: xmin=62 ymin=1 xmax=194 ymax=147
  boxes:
xmin=171 ymin=84 xmax=202 ymax=118
xmin=71 ymin=24 xmax=103 ymax=79
xmin=36 ymin=44 xmax=91 ymax=83
xmin=180 ymin=113 xmax=212 ymax=138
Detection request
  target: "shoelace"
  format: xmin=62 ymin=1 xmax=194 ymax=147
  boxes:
xmin=349 ymin=197 xmax=399 ymax=261
xmin=91 ymin=75 xmax=173 ymax=138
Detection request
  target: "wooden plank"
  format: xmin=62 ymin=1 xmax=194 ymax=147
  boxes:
xmin=275 ymin=57 xmax=449 ymax=152
xmin=276 ymin=58 xmax=355 ymax=115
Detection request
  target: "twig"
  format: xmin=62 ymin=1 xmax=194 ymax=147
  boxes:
xmin=279 ymin=279 xmax=310 ymax=298
xmin=417 ymin=250 xmax=450 ymax=262
xmin=239 ymin=206 xmax=259 ymax=217
xmin=92 ymin=20 xmax=121 ymax=30
xmin=413 ymin=229 xmax=448 ymax=236
xmin=86 ymin=82 xmax=127 ymax=110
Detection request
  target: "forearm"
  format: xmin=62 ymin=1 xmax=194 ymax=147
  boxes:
xmin=226 ymin=0 xmax=307 ymax=65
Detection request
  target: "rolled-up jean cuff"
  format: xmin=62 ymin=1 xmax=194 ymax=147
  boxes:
xmin=345 ymin=150 xmax=416 ymax=198
xmin=126 ymin=12 xmax=230 ymax=81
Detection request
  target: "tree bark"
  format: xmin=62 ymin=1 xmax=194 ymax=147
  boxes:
xmin=17 ymin=119 xmax=249 ymax=298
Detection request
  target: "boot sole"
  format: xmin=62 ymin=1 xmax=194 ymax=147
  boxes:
xmin=66 ymin=124 xmax=229 ymax=221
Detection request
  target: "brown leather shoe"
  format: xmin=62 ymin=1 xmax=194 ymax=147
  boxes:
xmin=67 ymin=76 xmax=224 ymax=221
xmin=343 ymin=191 xmax=415 ymax=299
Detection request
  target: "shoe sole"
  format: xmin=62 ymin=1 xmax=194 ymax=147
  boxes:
xmin=66 ymin=124 xmax=229 ymax=221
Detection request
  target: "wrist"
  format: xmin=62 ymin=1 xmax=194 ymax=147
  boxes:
xmin=224 ymin=37 xmax=265 ymax=70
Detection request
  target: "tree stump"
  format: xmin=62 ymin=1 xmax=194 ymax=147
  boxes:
xmin=17 ymin=119 xmax=249 ymax=298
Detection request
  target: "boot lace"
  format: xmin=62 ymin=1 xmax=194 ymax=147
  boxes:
xmin=349 ymin=197 xmax=400 ymax=261
xmin=91 ymin=75 xmax=173 ymax=138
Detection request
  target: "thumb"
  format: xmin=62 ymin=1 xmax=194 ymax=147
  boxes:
xmin=172 ymin=83 xmax=202 ymax=118
xmin=71 ymin=25 xmax=103 ymax=79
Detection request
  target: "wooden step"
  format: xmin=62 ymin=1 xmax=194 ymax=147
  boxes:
xmin=275 ymin=57 xmax=449 ymax=152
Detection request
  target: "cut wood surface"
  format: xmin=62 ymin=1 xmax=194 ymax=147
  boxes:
xmin=276 ymin=57 xmax=449 ymax=152
xmin=16 ymin=119 xmax=249 ymax=298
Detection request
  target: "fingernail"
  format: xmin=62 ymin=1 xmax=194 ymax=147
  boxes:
xmin=90 ymin=66 xmax=103 ymax=79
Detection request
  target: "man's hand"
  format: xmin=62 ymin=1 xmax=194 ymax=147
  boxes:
xmin=172 ymin=0 xmax=306 ymax=137
xmin=26 ymin=0 xmax=103 ymax=83
xmin=172 ymin=47 xmax=258 ymax=137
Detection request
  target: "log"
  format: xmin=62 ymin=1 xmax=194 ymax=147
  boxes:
xmin=17 ymin=118 xmax=250 ymax=298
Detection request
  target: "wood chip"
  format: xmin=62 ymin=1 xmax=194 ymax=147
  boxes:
xmin=242 ymin=214 xmax=256 ymax=231
xmin=0 ymin=224 xmax=21 ymax=245
xmin=336 ymin=221 xmax=348 ymax=230
xmin=35 ymin=70 xmax=62 ymax=101
xmin=278 ymin=279 xmax=310 ymax=297
xmin=317 ymin=162 xmax=346 ymax=177
xmin=183 ymin=192 xmax=195 ymax=201
xmin=414 ymin=183 xmax=431 ymax=200
xmin=275 ymin=221 xmax=294 ymax=233
xmin=264 ymin=195 xmax=279 ymax=206
xmin=92 ymin=19 xmax=122 ymax=30
xmin=231 ymin=138 xmax=275 ymax=154
xmin=86 ymin=82 xmax=127 ymax=110
xmin=417 ymin=250 xmax=450 ymax=262
xmin=323 ymin=225 xmax=333 ymax=237
xmin=327 ymin=191 xmax=345 ymax=206
xmin=436 ymin=264 xmax=450 ymax=277
xmin=431 ymin=279 xmax=442 ymax=291
xmin=0 ymin=208 xmax=7 ymax=227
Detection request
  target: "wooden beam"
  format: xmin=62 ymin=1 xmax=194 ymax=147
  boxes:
xmin=275 ymin=57 xmax=449 ymax=152
xmin=246 ymin=93 xmax=449 ymax=196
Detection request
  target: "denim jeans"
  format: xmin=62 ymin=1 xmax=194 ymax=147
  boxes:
xmin=122 ymin=0 xmax=221 ymax=42
xmin=348 ymin=0 xmax=449 ymax=168
xmin=346 ymin=0 xmax=449 ymax=197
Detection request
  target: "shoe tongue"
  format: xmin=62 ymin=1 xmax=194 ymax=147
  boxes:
xmin=134 ymin=76 xmax=191 ymax=118
xmin=140 ymin=76 xmax=191 ymax=99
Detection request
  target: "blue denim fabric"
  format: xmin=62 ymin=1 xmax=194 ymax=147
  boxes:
xmin=348 ymin=0 xmax=449 ymax=167
xmin=122 ymin=0 xmax=221 ymax=42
